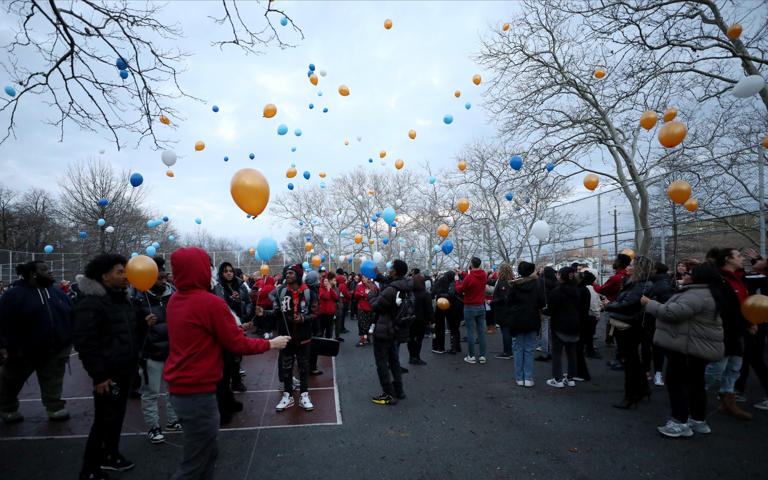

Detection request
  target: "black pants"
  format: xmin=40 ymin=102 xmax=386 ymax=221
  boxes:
xmin=216 ymin=350 xmax=238 ymax=414
xmin=318 ymin=313 xmax=334 ymax=339
xmin=641 ymin=320 xmax=654 ymax=374
xmin=280 ymin=342 xmax=310 ymax=393
xmin=551 ymin=334 xmax=577 ymax=381
xmin=335 ymin=303 xmax=349 ymax=338
xmin=351 ymin=300 xmax=358 ymax=319
xmin=81 ymin=370 xmax=132 ymax=474
xmin=408 ymin=319 xmax=427 ymax=360
xmin=373 ymin=337 xmax=402 ymax=394
xmin=615 ymin=327 xmax=648 ymax=400
xmin=257 ymin=308 xmax=274 ymax=334
xmin=447 ymin=309 xmax=462 ymax=353
xmin=665 ymin=350 xmax=707 ymax=423
xmin=432 ymin=308 xmax=448 ymax=351
xmin=358 ymin=310 xmax=374 ymax=337
xmin=582 ymin=315 xmax=598 ymax=356
xmin=735 ymin=326 xmax=768 ymax=395
xmin=576 ymin=324 xmax=591 ymax=380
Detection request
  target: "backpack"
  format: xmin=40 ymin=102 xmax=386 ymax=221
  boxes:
xmin=393 ymin=288 xmax=416 ymax=336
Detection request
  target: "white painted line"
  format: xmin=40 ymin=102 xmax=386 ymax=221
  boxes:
xmin=332 ymin=356 xmax=342 ymax=425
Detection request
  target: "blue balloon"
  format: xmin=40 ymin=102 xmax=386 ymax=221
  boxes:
xmin=115 ymin=58 xmax=127 ymax=70
xmin=4 ymin=86 xmax=15 ymax=97
xmin=129 ymin=173 xmax=143 ymax=187
xmin=98 ymin=198 xmax=109 ymax=207
xmin=163 ymin=216 xmax=169 ymax=222
xmin=364 ymin=223 xmax=369 ymax=229
xmin=372 ymin=217 xmax=378 ymax=222
xmin=309 ymin=64 xmax=315 ymax=71
xmin=434 ymin=245 xmax=441 ymax=252
xmin=152 ymin=242 xmax=160 ymax=249
xmin=312 ymin=219 xmax=318 ymax=224
xmin=80 ymin=231 xmax=87 ymax=238
xmin=212 ymin=105 xmax=219 ymax=113
xmin=525 ymin=197 xmax=530 ymax=204
xmin=340 ymin=231 xmax=347 ymax=236
xmin=493 ymin=265 xmax=499 ymax=271
xmin=246 ymin=214 xmax=251 ymax=219
xmin=505 ymin=192 xmax=513 ymax=201
xmin=375 ymin=212 xmax=381 ymax=217
xmin=44 ymin=245 xmax=53 ymax=254
xmin=299 ymin=221 xmax=304 ymax=225
xmin=147 ymin=220 xmax=154 ymax=228
xmin=254 ymin=251 xmax=261 ymax=261
xmin=295 ymin=129 xmax=302 ymax=136
xmin=146 ymin=246 xmax=156 ymax=256
xmin=391 ymin=222 xmax=397 ymax=227
xmin=291 ymin=147 xmax=296 ymax=152
xmin=308 ymin=71 xmax=313 ymax=77
xmin=432 ymin=262 xmax=436 ymax=266
xmin=309 ymin=103 xmax=314 ymax=109
xmin=382 ymin=238 xmax=389 ymax=245
xmin=441 ymin=241 xmax=454 ymax=255
xmin=398 ymin=238 xmax=403 ymax=242
xmin=303 ymin=171 xmax=310 ymax=180
xmin=347 ymin=257 xmax=353 ymax=263
xmin=321 ymin=255 xmax=326 ymax=262
xmin=97 ymin=218 xmax=106 ymax=227
xmin=322 ymin=107 xmax=328 ymax=113
xmin=320 ymin=182 xmax=326 ymax=188
xmin=429 ymin=176 xmax=436 ymax=184
xmin=509 ymin=155 xmax=523 ymax=170
xmin=280 ymin=16 xmax=288 ymax=26
xmin=318 ymin=91 xmax=323 ymax=96
xmin=515 ymin=206 xmax=521 ymax=211
xmin=465 ymin=102 xmax=471 ymax=110
xmin=195 ymin=218 xmax=202 ymax=224
xmin=330 ymin=254 xmax=335 ymax=259
xmin=302 ymin=261 xmax=310 ymax=270
xmin=443 ymin=114 xmax=453 ymax=124
xmin=382 ymin=207 xmax=396 ymax=224
xmin=249 ymin=153 xmax=255 ymax=159
xmin=257 ymin=237 xmax=278 ymax=261
xmin=411 ymin=248 xmax=416 ymax=253
xmin=360 ymin=260 xmax=377 ymax=279
xmin=291 ymin=163 xmax=296 ymax=168
xmin=288 ymin=183 xmax=294 ymax=190
xmin=546 ymin=163 xmax=554 ymax=172
xmin=277 ymin=124 xmax=288 ymax=135
xmin=306 ymin=236 xmax=311 ymax=241
xmin=131 ymin=252 xmax=138 ymax=258
xmin=386 ymin=262 xmax=392 ymax=269
xmin=119 ymin=70 xmax=129 ymax=79
xmin=368 ymin=158 xmax=373 ymax=163
xmin=169 ymin=235 xmax=175 ymax=242
xmin=224 ymin=156 xmax=229 ymax=162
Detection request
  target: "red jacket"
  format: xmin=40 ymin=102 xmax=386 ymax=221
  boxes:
xmin=164 ymin=247 xmax=270 ymax=395
xmin=354 ymin=282 xmax=377 ymax=311
xmin=721 ymin=268 xmax=748 ymax=304
xmin=252 ymin=276 xmax=276 ymax=308
xmin=338 ymin=282 xmax=351 ymax=303
xmin=319 ymin=285 xmax=339 ymax=314
xmin=456 ymin=269 xmax=488 ymax=306
xmin=593 ymin=269 xmax=627 ymax=302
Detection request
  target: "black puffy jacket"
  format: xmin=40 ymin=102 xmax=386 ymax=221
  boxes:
xmin=544 ymin=283 xmax=581 ymax=339
xmin=650 ymin=274 xmax=676 ymax=303
xmin=73 ymin=276 xmax=141 ymax=385
xmin=132 ymin=283 xmax=175 ymax=361
xmin=369 ymin=277 xmax=413 ymax=342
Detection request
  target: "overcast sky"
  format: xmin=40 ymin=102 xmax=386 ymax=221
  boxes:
xmin=0 ymin=1 xmax=524 ymax=248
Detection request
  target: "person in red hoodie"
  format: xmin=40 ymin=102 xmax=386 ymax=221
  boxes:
xmin=594 ymin=253 xmax=631 ymax=347
xmin=164 ymin=247 xmax=289 ymax=480
xmin=252 ymin=275 xmax=277 ymax=337
xmin=354 ymin=275 xmax=378 ymax=346
xmin=455 ymin=257 xmax=488 ymax=364
xmin=318 ymin=272 xmax=339 ymax=338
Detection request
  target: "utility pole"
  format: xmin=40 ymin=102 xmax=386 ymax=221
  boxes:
xmin=660 ymin=188 xmax=666 ymax=265
xmin=613 ymin=208 xmax=618 ymax=256
xmin=760 ymin=147 xmax=766 ymax=258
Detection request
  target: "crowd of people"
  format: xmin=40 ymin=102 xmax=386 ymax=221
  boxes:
xmin=0 ymin=244 xmax=766 ymax=478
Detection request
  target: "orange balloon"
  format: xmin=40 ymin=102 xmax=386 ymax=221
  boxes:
xmin=286 ymin=167 xmax=297 ymax=178
xmin=319 ymin=172 xmax=326 ymax=178
xmin=473 ymin=74 xmax=481 ymax=85
xmin=354 ymin=234 xmax=363 ymax=244
xmin=305 ymin=242 xmax=313 ymax=252
xmin=437 ymin=298 xmax=450 ymax=310
xmin=684 ymin=198 xmax=699 ymax=212
xmin=368 ymin=190 xmax=374 ymax=195
xmin=312 ymin=255 xmax=322 ymax=267
xmin=369 ymin=239 xmax=375 ymax=245
xmin=502 ymin=23 xmax=509 ymax=32
xmin=260 ymin=264 xmax=270 ymax=275
xmin=384 ymin=18 xmax=392 ymax=29
xmin=742 ymin=294 xmax=768 ymax=324
xmin=454 ymin=90 xmax=461 ymax=98
xmin=195 ymin=141 xmax=205 ymax=151
xmin=621 ymin=248 xmax=635 ymax=261
xmin=667 ymin=180 xmax=692 ymax=204
xmin=438 ymin=224 xmax=450 ymax=238
xmin=458 ymin=160 xmax=467 ymax=171
xmin=594 ymin=68 xmax=606 ymax=79
xmin=263 ymin=103 xmax=277 ymax=118
xmin=408 ymin=129 xmax=416 ymax=139
xmin=583 ymin=174 xmax=599 ymax=191
xmin=249 ymin=248 xmax=255 ymax=255
xmin=310 ymin=73 xmax=318 ymax=85
xmin=166 ymin=170 xmax=174 ymax=177
xmin=126 ymin=255 xmax=159 ymax=292
xmin=344 ymin=141 xmax=349 ymax=146
xmin=639 ymin=111 xmax=658 ymax=130
xmin=658 ymin=121 xmax=687 ymax=148
xmin=457 ymin=197 xmax=469 ymax=213
xmin=762 ymin=135 xmax=768 ymax=149
xmin=338 ymin=85 xmax=350 ymax=96
xmin=727 ymin=23 xmax=742 ymax=39
xmin=230 ymin=168 xmax=271 ymax=217
xmin=395 ymin=159 xmax=404 ymax=169
xmin=380 ymin=150 xmax=386 ymax=158
xmin=158 ymin=115 xmax=170 ymax=125
xmin=663 ymin=108 xmax=677 ymax=122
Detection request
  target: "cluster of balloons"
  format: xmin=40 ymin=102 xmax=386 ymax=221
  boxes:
xmin=116 ymin=57 xmax=129 ymax=79
xmin=667 ymin=180 xmax=698 ymax=211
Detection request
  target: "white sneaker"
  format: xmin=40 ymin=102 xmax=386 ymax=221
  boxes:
xmin=292 ymin=376 xmax=300 ymax=390
xmin=654 ymin=372 xmax=665 ymax=387
xmin=299 ymin=392 xmax=314 ymax=411
xmin=275 ymin=392 xmax=294 ymax=412
xmin=754 ymin=399 xmax=768 ymax=410
xmin=564 ymin=377 xmax=576 ymax=387
xmin=515 ymin=380 xmax=524 ymax=386
xmin=546 ymin=378 xmax=565 ymax=388
xmin=478 ymin=356 xmax=486 ymax=364
xmin=687 ymin=417 xmax=711 ymax=434
xmin=463 ymin=356 xmax=477 ymax=364
xmin=147 ymin=428 xmax=165 ymax=444
xmin=657 ymin=419 xmax=693 ymax=438
xmin=524 ymin=380 xmax=535 ymax=388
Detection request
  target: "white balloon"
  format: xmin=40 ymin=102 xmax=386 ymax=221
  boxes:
xmin=373 ymin=251 xmax=384 ymax=263
xmin=161 ymin=150 xmax=177 ymax=167
xmin=319 ymin=70 xmax=327 ymax=77
xmin=105 ymin=226 xmax=115 ymax=233
xmin=399 ymin=250 xmax=405 ymax=257
xmin=395 ymin=199 xmax=402 ymax=207
xmin=732 ymin=75 xmax=766 ymax=98
xmin=357 ymin=195 xmax=363 ymax=201
xmin=531 ymin=220 xmax=550 ymax=242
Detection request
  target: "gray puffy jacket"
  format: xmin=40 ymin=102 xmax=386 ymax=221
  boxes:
xmin=645 ymin=284 xmax=724 ymax=362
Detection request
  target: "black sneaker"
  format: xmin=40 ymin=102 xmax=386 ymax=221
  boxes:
xmin=371 ymin=393 xmax=397 ymax=405
xmin=400 ymin=366 xmax=409 ymax=374
xmin=335 ymin=337 xmax=345 ymax=342
xmin=409 ymin=358 xmax=427 ymax=365
xmin=231 ymin=381 xmax=247 ymax=393
xmin=100 ymin=453 xmax=135 ymax=472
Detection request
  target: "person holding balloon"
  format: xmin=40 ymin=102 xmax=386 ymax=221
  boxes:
xmin=430 ymin=272 xmax=461 ymax=355
xmin=354 ymin=276 xmax=378 ymax=347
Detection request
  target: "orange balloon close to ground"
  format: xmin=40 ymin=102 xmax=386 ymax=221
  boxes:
xmin=454 ymin=90 xmax=461 ymax=98
xmin=195 ymin=141 xmax=205 ymax=151
xmin=684 ymin=198 xmax=699 ymax=212
xmin=437 ymin=298 xmax=450 ymax=310
xmin=126 ymin=255 xmax=159 ymax=292
xmin=667 ymin=180 xmax=692 ymax=204
xmin=384 ymin=19 xmax=392 ymax=29
xmin=621 ymin=249 xmax=635 ymax=261
xmin=166 ymin=170 xmax=174 ymax=177
xmin=260 ymin=264 xmax=270 ymax=275
xmin=230 ymin=168 xmax=270 ymax=217
xmin=338 ymin=85 xmax=350 ymax=96
xmin=663 ymin=108 xmax=677 ymax=122
xmin=640 ymin=111 xmax=658 ymax=130
xmin=263 ymin=103 xmax=277 ymax=118
xmin=458 ymin=160 xmax=467 ymax=171
xmin=408 ymin=129 xmax=416 ymax=139
xmin=354 ymin=234 xmax=363 ymax=244
xmin=395 ymin=159 xmax=404 ymax=169
xmin=584 ymin=174 xmax=599 ymax=191
xmin=658 ymin=121 xmax=687 ymax=148
xmin=286 ymin=167 xmax=297 ymax=178
xmin=727 ymin=24 xmax=742 ymax=39
xmin=159 ymin=115 xmax=170 ymax=125
xmin=502 ymin=23 xmax=510 ymax=31
xmin=312 ymin=255 xmax=322 ymax=267
xmin=310 ymin=73 xmax=318 ymax=86
xmin=457 ymin=197 xmax=469 ymax=213
xmin=473 ymin=74 xmax=481 ymax=85
xmin=594 ymin=68 xmax=606 ymax=79
xmin=305 ymin=242 xmax=313 ymax=252
xmin=380 ymin=150 xmax=386 ymax=158
xmin=742 ymin=294 xmax=768 ymax=324
xmin=438 ymin=224 xmax=450 ymax=238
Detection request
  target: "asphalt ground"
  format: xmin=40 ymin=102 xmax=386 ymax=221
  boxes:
xmin=1 ymin=316 xmax=767 ymax=480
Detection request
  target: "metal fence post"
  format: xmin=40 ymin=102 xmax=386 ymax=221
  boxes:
xmin=597 ymin=193 xmax=602 ymax=283
xmin=759 ymin=147 xmax=765 ymax=258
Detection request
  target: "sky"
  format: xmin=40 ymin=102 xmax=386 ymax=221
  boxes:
xmin=0 ymin=1 xmax=521 ymax=248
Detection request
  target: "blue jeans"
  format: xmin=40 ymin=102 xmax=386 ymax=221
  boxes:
xmin=464 ymin=305 xmax=486 ymax=358
xmin=538 ymin=315 xmax=551 ymax=355
xmin=501 ymin=326 xmax=514 ymax=355
xmin=514 ymin=331 xmax=537 ymax=382
xmin=705 ymin=355 xmax=743 ymax=393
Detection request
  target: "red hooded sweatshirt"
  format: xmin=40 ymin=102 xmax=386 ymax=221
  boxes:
xmin=354 ymin=282 xmax=377 ymax=311
xmin=456 ymin=269 xmax=488 ymax=306
xmin=338 ymin=281 xmax=351 ymax=304
xmin=593 ymin=269 xmax=627 ymax=302
xmin=319 ymin=284 xmax=339 ymax=314
xmin=721 ymin=268 xmax=748 ymax=304
xmin=253 ymin=276 xmax=276 ymax=308
xmin=164 ymin=247 xmax=271 ymax=395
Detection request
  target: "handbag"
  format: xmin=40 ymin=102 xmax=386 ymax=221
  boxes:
xmin=608 ymin=311 xmax=634 ymax=331
xmin=310 ymin=336 xmax=340 ymax=357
